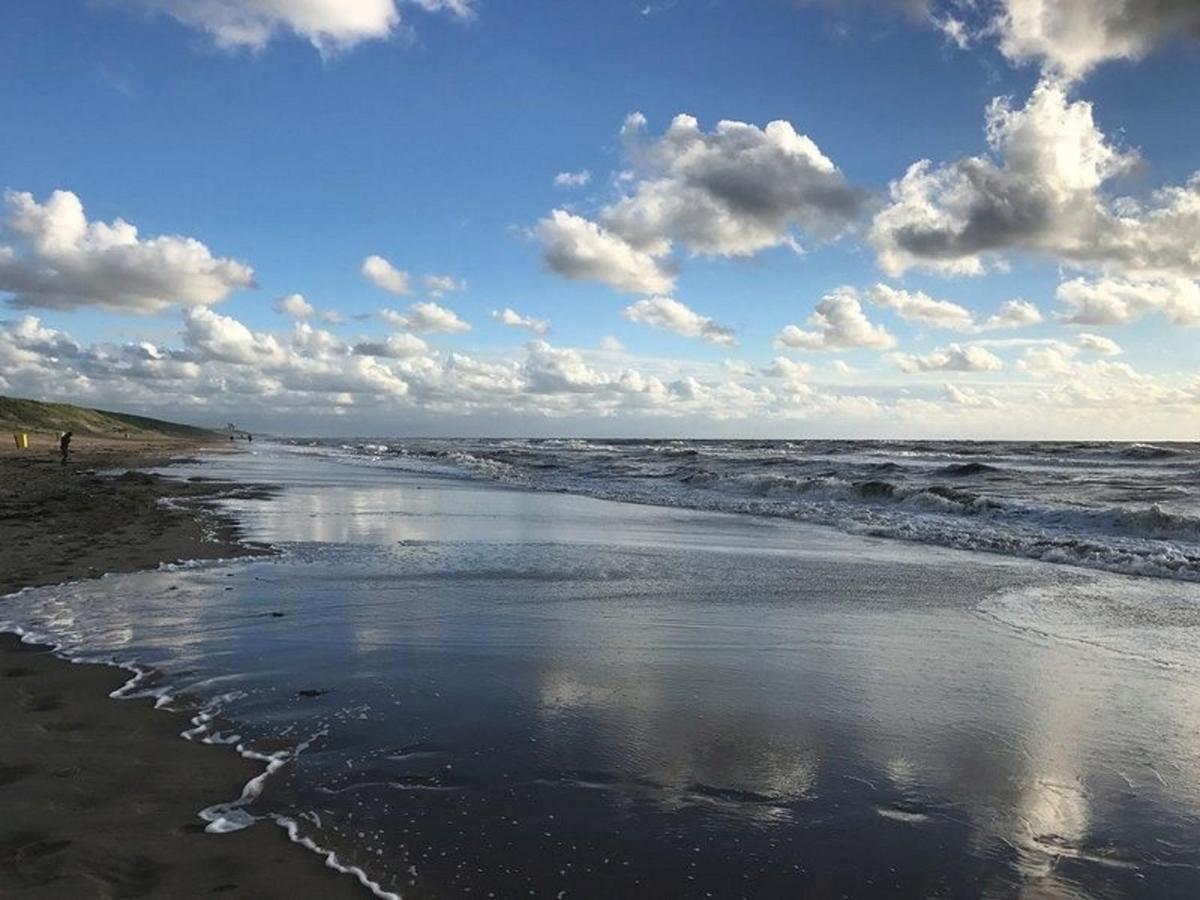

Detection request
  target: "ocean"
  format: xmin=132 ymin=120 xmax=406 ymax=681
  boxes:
xmin=294 ymin=438 xmax=1200 ymax=582
xmin=5 ymin=441 xmax=1200 ymax=898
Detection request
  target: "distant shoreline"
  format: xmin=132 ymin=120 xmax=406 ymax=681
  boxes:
xmin=0 ymin=439 xmax=370 ymax=899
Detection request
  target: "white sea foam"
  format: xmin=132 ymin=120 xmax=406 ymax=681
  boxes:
xmin=287 ymin=437 xmax=1200 ymax=582
xmin=977 ymin=577 xmax=1200 ymax=671
xmin=274 ymin=815 xmax=403 ymax=900
xmin=1 ymin=616 xmax=395 ymax=900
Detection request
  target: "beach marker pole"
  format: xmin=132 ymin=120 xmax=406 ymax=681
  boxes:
xmin=13 ymin=432 xmax=28 ymax=449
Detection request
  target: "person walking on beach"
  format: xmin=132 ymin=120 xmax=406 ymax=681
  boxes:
xmin=59 ymin=431 xmax=72 ymax=465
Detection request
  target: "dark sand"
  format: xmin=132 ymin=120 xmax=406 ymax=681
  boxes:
xmin=0 ymin=438 xmax=369 ymax=899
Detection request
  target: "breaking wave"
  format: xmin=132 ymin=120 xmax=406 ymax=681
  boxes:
xmin=293 ymin=438 xmax=1200 ymax=582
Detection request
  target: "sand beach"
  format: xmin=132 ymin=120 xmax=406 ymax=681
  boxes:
xmin=0 ymin=438 xmax=367 ymax=898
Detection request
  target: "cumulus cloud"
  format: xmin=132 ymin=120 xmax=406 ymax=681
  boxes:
xmin=981 ymin=298 xmax=1043 ymax=330
xmin=1076 ymin=332 xmax=1122 ymax=355
xmin=867 ymin=284 xmax=1043 ymax=332
xmin=943 ymin=383 xmax=1003 ymax=408
xmin=408 ymin=0 xmax=476 ymax=20
xmin=622 ymin=296 xmax=736 ymax=346
xmin=3 ymin=308 xmax=1196 ymax=435
xmin=775 ymin=286 xmax=896 ymax=350
xmin=380 ymin=301 xmax=471 ymax=333
xmin=1016 ymin=342 xmax=1082 ymax=376
xmin=554 ymin=170 xmax=592 ymax=188
xmin=0 ymin=189 xmax=254 ymax=314
xmin=599 ymin=335 xmax=625 ymax=352
xmin=890 ymin=343 xmax=1004 ymax=373
xmin=868 ymin=284 xmax=975 ymax=331
xmin=871 ymin=76 xmax=1200 ymax=291
xmin=536 ymin=210 xmax=674 ymax=295
xmin=120 ymin=0 xmax=474 ymax=55
xmin=606 ymin=112 xmax=862 ymax=256
xmin=764 ymin=357 xmax=813 ymax=380
xmin=182 ymin=306 xmax=286 ymax=365
xmin=1056 ymin=275 xmax=1200 ymax=326
xmin=871 ymin=79 xmax=1151 ymax=277
xmin=361 ymin=255 xmax=412 ymax=296
xmin=537 ymin=112 xmax=861 ymax=294
xmin=352 ymin=332 xmax=429 ymax=358
xmin=1014 ymin=340 xmax=1142 ymax=382
xmin=274 ymin=293 xmax=315 ymax=319
xmin=423 ymin=274 xmax=466 ymax=297
xmin=492 ymin=307 xmax=548 ymax=335
xmin=994 ymin=0 xmax=1200 ymax=79
xmin=802 ymin=2 xmax=1200 ymax=80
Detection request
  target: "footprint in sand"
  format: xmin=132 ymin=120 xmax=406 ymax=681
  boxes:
xmin=81 ymin=853 xmax=158 ymax=898
xmin=18 ymin=691 xmax=64 ymax=713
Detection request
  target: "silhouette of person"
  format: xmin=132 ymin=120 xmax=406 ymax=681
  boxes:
xmin=60 ymin=431 xmax=72 ymax=465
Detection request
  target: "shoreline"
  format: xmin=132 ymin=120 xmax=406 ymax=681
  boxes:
xmin=0 ymin=440 xmax=371 ymax=899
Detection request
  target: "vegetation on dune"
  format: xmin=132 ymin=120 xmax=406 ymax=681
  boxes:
xmin=0 ymin=395 xmax=218 ymax=439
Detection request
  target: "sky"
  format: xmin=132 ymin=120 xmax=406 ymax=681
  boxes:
xmin=1 ymin=0 xmax=1199 ymax=438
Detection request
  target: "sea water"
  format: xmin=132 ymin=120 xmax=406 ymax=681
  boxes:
xmin=4 ymin=444 xmax=1200 ymax=898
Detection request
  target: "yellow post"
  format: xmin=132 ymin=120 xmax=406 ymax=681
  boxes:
xmin=13 ymin=433 xmax=28 ymax=449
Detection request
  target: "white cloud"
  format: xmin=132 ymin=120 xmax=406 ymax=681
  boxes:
xmin=290 ymin=321 xmax=344 ymax=359
xmin=381 ymin=301 xmax=471 ymax=333
xmin=604 ymin=112 xmax=861 ymax=257
xmin=0 ymin=189 xmax=254 ymax=314
xmin=182 ymin=306 xmax=285 ymax=365
xmin=363 ymin=257 xmax=467 ymax=301
xmin=492 ymin=307 xmax=548 ymax=335
xmin=522 ymin=341 xmax=609 ymax=393
xmin=890 ymin=343 xmax=1004 ymax=373
xmin=554 ymin=170 xmax=592 ymax=188
xmin=1056 ymin=275 xmax=1200 ymax=326
xmin=538 ymin=112 xmax=861 ymax=294
xmin=764 ymin=357 xmax=813 ymax=380
xmin=871 ymin=79 xmax=1200 ymax=282
xmin=120 ymin=0 xmax=474 ymax=55
xmin=868 ymin=284 xmax=975 ymax=331
xmin=274 ymin=293 xmax=315 ymax=319
xmin=994 ymin=0 xmax=1200 ymax=79
xmin=1015 ymin=340 xmax=1140 ymax=380
xmin=599 ymin=335 xmax=624 ymax=352
xmin=981 ymin=298 xmax=1043 ymax=330
xmin=806 ymin=2 xmax=1200 ymax=81
xmin=1017 ymin=343 xmax=1145 ymax=390
xmin=423 ymin=274 xmax=466 ymax=297
xmin=775 ymin=286 xmax=896 ymax=351
xmin=622 ymin=296 xmax=736 ymax=346
xmin=1076 ymin=332 xmax=1123 ymax=355
xmin=867 ymin=285 xmax=1043 ymax=332
xmin=352 ymin=332 xmax=429 ymax=358
xmin=943 ymin=383 xmax=1003 ymax=408
xmin=125 ymin=0 xmax=400 ymax=54
xmin=408 ymin=0 xmax=476 ymax=20
xmin=362 ymin=255 xmax=413 ymax=296
xmin=4 ymin=309 xmax=1199 ymax=436
xmin=536 ymin=210 xmax=674 ymax=295
xmin=831 ymin=359 xmax=856 ymax=375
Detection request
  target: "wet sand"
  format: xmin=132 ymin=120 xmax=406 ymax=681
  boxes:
xmin=0 ymin=439 xmax=369 ymax=899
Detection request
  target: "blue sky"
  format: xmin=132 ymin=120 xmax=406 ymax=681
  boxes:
xmin=2 ymin=0 xmax=1199 ymax=437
